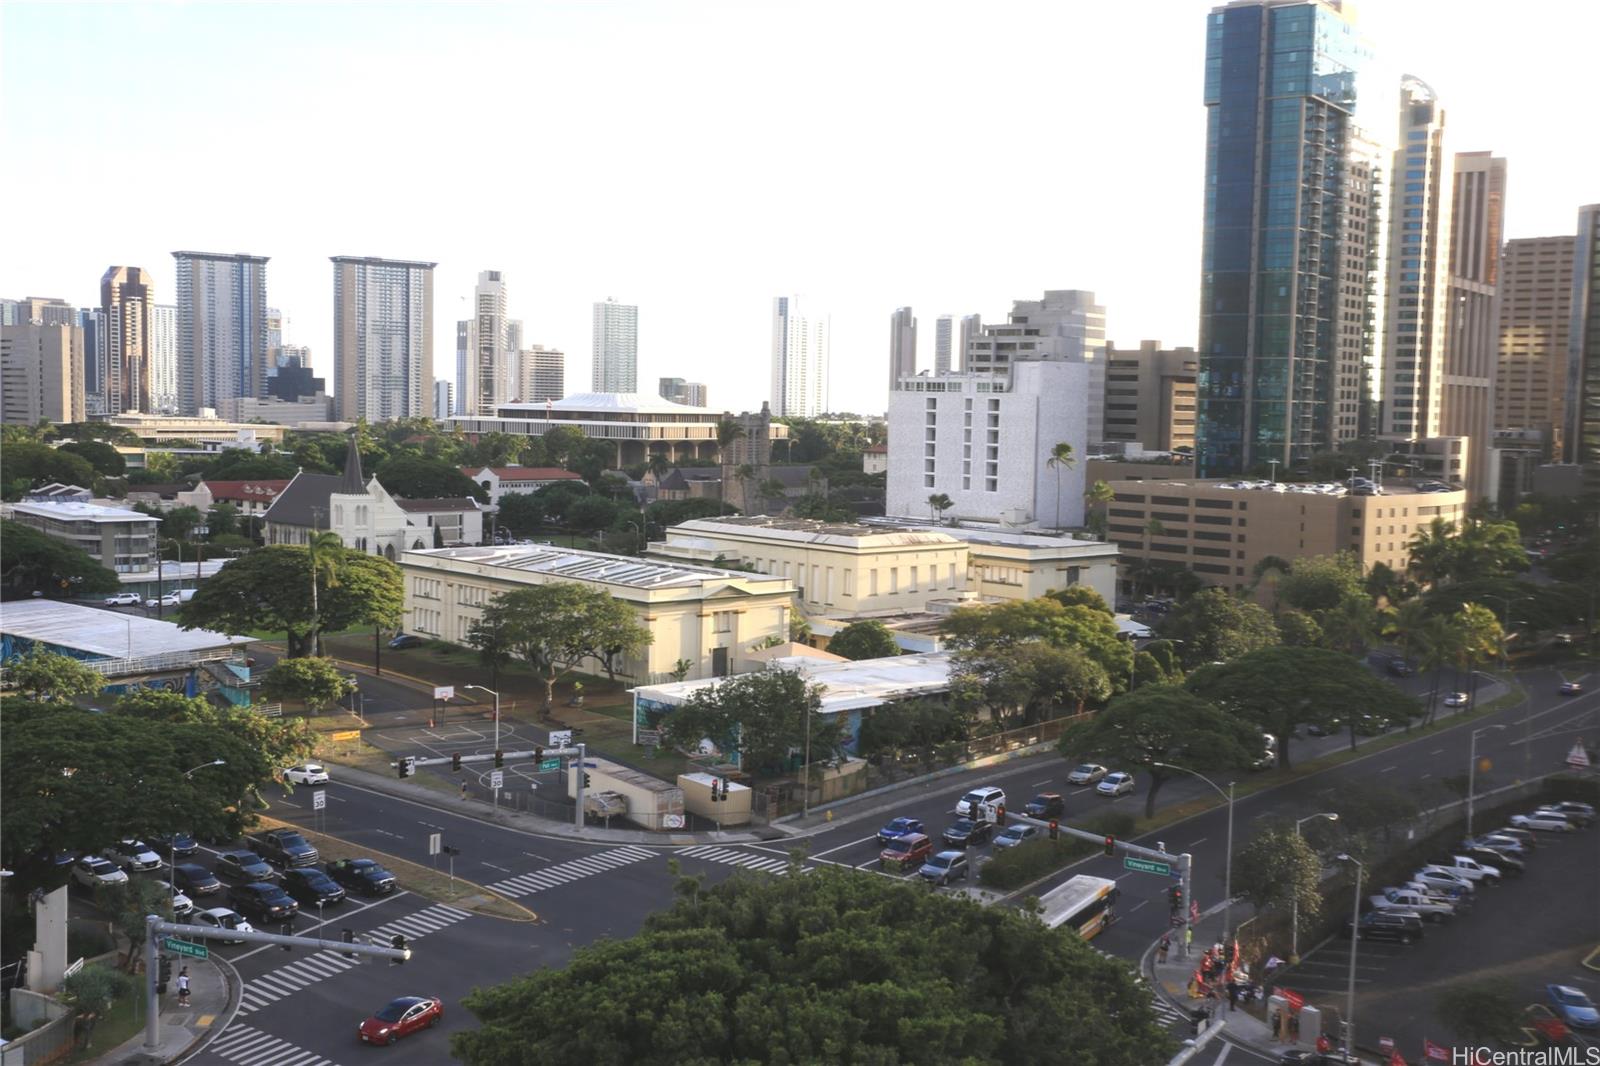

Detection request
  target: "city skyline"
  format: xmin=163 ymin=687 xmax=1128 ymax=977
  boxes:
xmin=4 ymin=1 xmax=1597 ymax=416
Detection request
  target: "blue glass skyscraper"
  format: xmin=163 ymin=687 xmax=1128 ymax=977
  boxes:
xmin=1196 ymin=0 xmax=1383 ymax=477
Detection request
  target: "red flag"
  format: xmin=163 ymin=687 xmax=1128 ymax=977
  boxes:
xmin=1390 ymin=1051 xmax=1407 ymax=1066
xmin=1190 ymin=898 xmax=1200 ymax=923
xmin=1279 ymin=988 xmax=1305 ymax=1012
xmin=1423 ymin=1040 xmax=1450 ymax=1062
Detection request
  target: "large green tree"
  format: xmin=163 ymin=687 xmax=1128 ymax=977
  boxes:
xmin=1230 ymin=826 xmax=1321 ymax=921
xmin=1057 ymin=685 xmax=1258 ymax=817
xmin=855 ymin=698 xmax=968 ymax=766
xmin=260 ymin=656 xmax=358 ymax=714
xmin=452 ymin=866 xmax=1173 ymax=1066
xmin=1184 ymin=646 xmax=1420 ymax=767
xmin=201 ymin=448 xmax=299 ymax=481
xmin=0 ymin=519 xmax=121 ymax=599
xmin=1158 ymin=587 xmax=1280 ymax=667
xmin=659 ymin=669 xmax=841 ymax=775
xmin=495 ymin=493 xmax=544 ymax=538
xmin=0 ymin=442 xmax=96 ymax=499
xmin=180 ymin=545 xmax=402 ymax=657
xmin=2 ymin=650 xmax=104 ymax=702
xmin=942 ymin=597 xmax=1133 ymax=689
xmin=466 ymin=583 xmax=651 ymax=709
xmin=57 ymin=439 xmax=126 ymax=477
xmin=826 ymin=620 xmax=901 ymax=661
xmin=373 ymin=454 xmax=489 ymax=503
xmin=1276 ymin=552 xmax=1364 ymax=614
xmin=955 ymin=642 xmax=1112 ymax=725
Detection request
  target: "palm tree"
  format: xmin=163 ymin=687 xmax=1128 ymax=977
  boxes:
xmin=1406 ymin=517 xmax=1458 ymax=588
xmin=927 ymin=493 xmax=954 ymax=524
xmin=735 ymin=463 xmax=757 ymax=514
xmin=646 ymin=452 xmax=672 ymax=482
xmin=759 ymin=478 xmax=786 ymax=511
xmin=1046 ymin=442 xmax=1077 ymax=529
xmin=306 ymin=531 xmax=344 ymax=657
xmin=715 ymin=418 xmax=746 ymax=515
xmin=1318 ymin=594 xmax=1379 ymax=656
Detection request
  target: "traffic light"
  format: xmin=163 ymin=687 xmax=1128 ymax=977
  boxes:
xmin=1048 ymin=820 xmax=1059 ymax=840
xmin=1103 ymin=835 xmax=1115 ymax=857
xmin=995 ymin=804 xmax=1007 ymax=827
xmin=451 ymin=752 xmax=461 ymax=772
xmin=398 ymin=756 xmax=416 ymax=778
xmin=1168 ymin=885 xmax=1183 ymax=913
xmin=494 ymin=749 xmax=504 ymax=769
xmin=583 ymin=772 xmax=592 ymax=789
xmin=390 ymin=933 xmax=406 ymax=966
xmin=710 ymin=778 xmax=721 ymax=802
xmin=534 ymin=745 xmax=543 ymax=764
xmin=157 ymin=953 xmax=172 ymax=993
xmin=341 ymin=928 xmax=356 ymax=958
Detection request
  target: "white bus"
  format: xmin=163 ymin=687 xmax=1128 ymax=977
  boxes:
xmin=1037 ymin=875 xmax=1120 ymax=940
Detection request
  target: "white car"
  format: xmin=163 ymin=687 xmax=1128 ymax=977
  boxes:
xmin=169 ymin=889 xmax=195 ymax=919
xmin=144 ymin=592 xmax=182 ymax=609
xmin=283 ymin=763 xmax=330 ymax=786
xmin=955 ymin=786 xmax=1007 ymax=818
xmin=1414 ymin=866 xmax=1477 ymax=895
xmin=103 ymin=839 xmax=162 ymax=873
xmin=993 ymin=825 xmax=1041 ymax=849
xmin=104 ymin=591 xmax=141 ymax=606
xmin=1509 ymin=811 xmax=1573 ymax=832
xmin=72 ymin=856 xmax=130 ymax=889
xmin=1371 ymin=888 xmax=1454 ymax=922
xmin=1442 ymin=692 xmax=1471 ymax=708
xmin=1536 ymin=802 xmax=1595 ymax=827
xmin=194 ymin=907 xmax=253 ymax=944
xmin=1096 ymin=772 xmax=1135 ymax=797
xmin=1433 ymin=855 xmax=1500 ymax=883
xmin=1067 ymin=764 xmax=1109 ymax=785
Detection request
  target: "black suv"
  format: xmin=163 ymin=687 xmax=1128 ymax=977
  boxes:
xmin=149 ymin=833 xmax=198 ymax=859
xmin=1342 ymin=911 xmax=1423 ymax=944
xmin=325 ymin=858 xmax=397 ymax=896
xmin=1023 ymin=793 xmax=1066 ymax=819
xmin=281 ymin=868 xmax=347 ymax=907
xmin=941 ymin=819 xmax=993 ymax=848
xmin=228 ymin=882 xmax=299 ymax=922
xmin=171 ymin=863 xmax=223 ymax=896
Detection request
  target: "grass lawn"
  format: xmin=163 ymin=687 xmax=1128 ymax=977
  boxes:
xmin=61 ymin=984 xmax=142 ymax=1064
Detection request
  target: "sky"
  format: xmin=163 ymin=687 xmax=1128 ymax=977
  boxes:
xmin=3 ymin=1 xmax=1596 ymax=418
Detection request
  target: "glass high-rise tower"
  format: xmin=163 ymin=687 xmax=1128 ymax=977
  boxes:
xmin=1196 ymin=0 xmax=1385 ymax=477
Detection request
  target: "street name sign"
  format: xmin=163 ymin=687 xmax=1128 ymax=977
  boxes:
xmin=162 ymin=937 xmax=208 ymax=960
xmin=538 ymin=758 xmax=561 ymax=772
xmin=1123 ymin=856 xmax=1172 ymax=876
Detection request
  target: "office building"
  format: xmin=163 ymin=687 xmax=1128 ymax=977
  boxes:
xmin=266 ymin=307 xmax=284 ymax=351
xmin=1439 ymin=151 xmax=1505 ymax=499
xmin=934 ymin=315 xmax=954 ymax=375
xmin=963 ymin=290 xmax=1107 ymax=444
xmin=77 ymin=307 xmax=106 ymax=416
xmin=459 ymin=270 xmax=511 ymax=417
xmin=958 ymin=314 xmax=980 ymax=376
xmin=331 ymin=256 xmax=435 ymax=423
xmin=459 ymin=465 xmax=584 ymax=507
xmin=172 ymin=251 xmax=271 ymax=415
xmin=148 ymin=304 xmax=178 ymax=414
xmin=1195 ymin=0 xmax=1384 ymax=477
xmin=887 ymin=360 xmax=1088 ymax=529
xmin=266 ymin=346 xmax=322 ymax=402
xmin=1102 ymin=477 xmax=1466 ymax=603
xmin=1496 ymin=236 xmax=1576 ymax=445
xmin=658 ymin=377 xmax=707 ymax=407
xmin=1567 ymin=204 xmax=1600 ymax=488
xmin=1 ymin=320 xmax=85 ymax=424
xmin=3 ymin=499 xmax=160 ymax=573
xmin=100 ymin=266 xmax=156 ymax=414
xmin=591 ymin=298 xmax=638 ymax=393
xmin=517 ymin=345 xmax=565 ymax=403
xmin=4 ymin=298 xmax=75 ymax=327
xmin=1103 ymin=342 xmax=1199 ymax=453
xmin=771 ymin=295 xmax=829 ymax=417
xmin=889 ymin=306 xmax=917 ymax=390
xmin=433 ymin=379 xmax=453 ymax=420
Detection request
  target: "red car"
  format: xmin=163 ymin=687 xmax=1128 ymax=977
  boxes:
xmin=358 ymin=996 xmax=442 ymax=1045
xmin=880 ymin=833 xmax=934 ymax=870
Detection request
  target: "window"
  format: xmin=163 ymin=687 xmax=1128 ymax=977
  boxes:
xmin=908 ymin=566 xmax=919 ymax=592
xmin=869 ymin=569 xmax=879 ymax=596
xmin=889 ymin=568 xmax=899 ymax=594
xmin=712 ymin=611 xmax=734 ymax=634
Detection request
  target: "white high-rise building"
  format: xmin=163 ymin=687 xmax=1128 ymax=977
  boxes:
xmin=771 ymin=295 xmax=829 ymax=418
xmin=963 ymin=290 xmax=1106 ymax=445
xmin=592 ymin=299 xmax=638 ymax=393
xmin=331 ymin=256 xmax=435 ymax=423
xmin=172 ymin=251 xmax=271 ymax=415
xmin=958 ymin=314 xmax=980 ymax=376
xmin=459 ymin=270 xmax=511 ymax=417
xmin=517 ymin=345 xmax=565 ymax=403
xmin=934 ymin=315 xmax=954 ymax=375
xmin=433 ymin=379 xmax=453 ymax=420
xmin=887 ymin=360 xmax=1089 ymax=529
xmin=889 ymin=306 xmax=917 ymax=391
xmin=149 ymin=304 xmax=178 ymax=414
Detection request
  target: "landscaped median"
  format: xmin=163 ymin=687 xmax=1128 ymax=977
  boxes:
xmin=250 ymin=814 xmax=536 ymax=922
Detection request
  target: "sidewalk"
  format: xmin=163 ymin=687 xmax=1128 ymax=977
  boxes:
xmin=96 ymin=953 xmax=239 ymax=1065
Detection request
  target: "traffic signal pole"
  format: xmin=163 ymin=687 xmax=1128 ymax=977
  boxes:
xmin=574 ymin=742 xmax=586 ymax=831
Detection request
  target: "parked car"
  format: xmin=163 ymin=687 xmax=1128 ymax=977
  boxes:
xmin=1560 ymin=680 xmax=1584 ymax=696
xmin=1537 ymin=801 xmax=1595 ymax=827
xmin=215 ymin=850 xmax=277 ymax=882
xmin=1509 ymin=811 xmax=1574 ymax=832
xmin=1305 ymin=720 xmax=1340 ymax=737
xmin=387 ymin=633 xmax=425 ymax=650
xmin=1463 ymin=834 xmax=1527 ymax=857
xmin=103 ymin=839 xmax=163 ymax=873
xmin=941 ymin=819 xmax=992 ymax=848
xmin=325 ymin=858 xmax=397 ymax=896
xmin=880 ymin=833 xmax=934 ymax=870
xmin=283 ymin=763 xmax=330 ymax=786
xmin=144 ymin=591 xmax=182 ymax=609
xmin=280 ymin=868 xmax=347 ymax=907
xmin=1412 ymin=868 xmax=1476 ymax=897
xmin=1442 ymin=692 xmax=1471 ymax=708
xmin=359 ymin=995 xmax=443 ymax=1046
xmin=227 ymin=881 xmax=299 ymax=922
xmin=1023 ymin=793 xmax=1065 ymax=819
xmin=1066 ymin=764 xmax=1108 ymax=786
xmin=194 ymin=907 xmax=253 ymax=944
xmin=1249 ymin=750 xmax=1276 ymax=771
xmin=918 ymin=850 xmax=971 ymax=886
xmin=877 ymin=817 xmax=926 ymax=847
xmin=1399 ymin=880 xmax=1469 ymax=908
xmin=1489 ymin=826 xmax=1539 ymax=849
xmin=1096 ymin=772 xmax=1135 ymax=797
xmin=1548 ymin=985 xmax=1600 ymax=1030
xmin=168 ymin=888 xmax=195 ymax=919
xmin=247 ymin=828 xmax=320 ymax=868
xmin=1462 ymin=847 xmax=1523 ymax=876
xmin=104 ymin=591 xmax=141 ymax=606
xmin=1369 ymin=887 xmax=1453 ymax=922
xmin=1386 ymin=658 xmax=1414 ymax=677
xmin=1341 ymin=910 xmax=1424 ymax=944
xmin=171 ymin=863 xmax=223 ymax=896
xmin=1429 ymin=855 xmax=1500 ymax=883
xmin=993 ymin=825 xmax=1041 ymax=850
xmin=72 ymin=856 xmax=129 ymax=889
xmin=149 ymin=833 xmax=198 ymax=859
xmin=954 ymin=786 xmax=1007 ymax=819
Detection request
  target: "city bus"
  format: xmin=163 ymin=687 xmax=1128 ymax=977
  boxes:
xmin=1037 ymin=875 xmax=1120 ymax=940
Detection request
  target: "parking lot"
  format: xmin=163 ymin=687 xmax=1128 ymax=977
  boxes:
xmin=1284 ymin=817 xmax=1599 ymax=1052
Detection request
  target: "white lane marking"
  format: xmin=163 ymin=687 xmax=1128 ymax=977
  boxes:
xmin=1378 ymin=765 xmax=1397 ymax=773
xmin=1032 ymin=779 xmax=1052 ymax=787
xmin=1188 ymin=838 xmax=1208 ymax=847
xmin=810 ymin=835 xmax=879 ymax=859
xmin=231 ymin=893 xmax=407 ymax=963
xmin=481 ymin=862 xmax=512 ymax=873
xmin=1429 ymin=748 xmax=1445 ymax=755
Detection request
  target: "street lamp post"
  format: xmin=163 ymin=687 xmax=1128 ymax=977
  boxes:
xmin=1467 ymin=724 xmax=1507 ymax=836
xmin=1336 ymin=854 xmax=1364 ymax=1060
xmin=1153 ymin=762 xmax=1236 ymax=940
xmin=173 ymin=760 xmax=226 ymax=900
xmin=801 ymin=698 xmax=813 ymax=820
xmin=463 ymin=685 xmax=501 ymax=753
xmin=1292 ymin=813 xmax=1338 ymax=960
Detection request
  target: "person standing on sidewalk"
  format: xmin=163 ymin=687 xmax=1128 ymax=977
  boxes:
xmin=1157 ymin=934 xmax=1170 ymax=964
xmin=460 ymin=778 xmax=469 ymax=799
xmin=176 ymin=966 xmax=191 ymax=1006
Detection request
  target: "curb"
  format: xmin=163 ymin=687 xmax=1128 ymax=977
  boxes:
xmin=173 ymin=953 xmax=242 ymax=1065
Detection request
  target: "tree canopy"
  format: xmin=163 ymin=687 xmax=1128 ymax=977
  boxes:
xmin=466 ymin=583 xmax=651 ymax=708
xmin=2 ymin=650 xmax=104 ymax=702
xmin=260 ymin=657 xmax=358 ymax=714
xmin=57 ymin=439 xmax=126 ymax=477
xmin=452 ymin=865 xmax=1174 ymax=1066
xmin=0 ymin=442 xmax=97 ymax=499
xmin=942 ymin=597 xmax=1133 ymax=689
xmin=1230 ymin=826 xmax=1322 ymax=921
xmin=0 ymin=519 xmax=121 ymax=599
xmin=1275 ymin=552 xmax=1364 ymax=614
xmin=1158 ymin=587 xmax=1280 ymax=667
xmin=373 ymin=454 xmax=489 ymax=503
xmin=658 ymin=669 xmax=841 ymax=774
xmin=495 ymin=493 xmax=544 ymax=537
xmin=826 ymin=620 xmax=901 ymax=661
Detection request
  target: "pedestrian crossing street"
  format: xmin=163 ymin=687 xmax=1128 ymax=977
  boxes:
xmin=483 ymin=845 xmax=657 ymax=898
xmin=678 ymin=845 xmax=807 ymax=876
xmin=204 ymin=1023 xmax=341 ymax=1066
xmin=236 ymin=903 xmax=470 ymax=1017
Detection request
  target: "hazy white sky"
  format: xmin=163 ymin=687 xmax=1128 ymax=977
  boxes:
xmin=3 ymin=1 xmax=1595 ymax=417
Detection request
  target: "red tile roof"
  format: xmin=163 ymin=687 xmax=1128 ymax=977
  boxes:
xmin=461 ymin=466 xmax=583 ymax=481
xmin=198 ymin=479 xmax=292 ymax=502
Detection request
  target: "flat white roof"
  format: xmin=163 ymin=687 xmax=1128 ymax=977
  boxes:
xmin=501 ymin=391 xmax=707 ymax=416
xmin=634 ymin=652 xmax=955 ymax=714
xmin=402 ymin=545 xmax=792 ymax=591
xmin=671 ymin=517 xmax=962 ymax=550
xmin=0 ymin=600 xmax=251 ymax=659
xmin=6 ymin=500 xmax=159 ymax=524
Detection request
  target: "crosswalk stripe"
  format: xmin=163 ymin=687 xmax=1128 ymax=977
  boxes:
xmin=484 ymin=846 xmax=657 ymax=898
xmin=678 ymin=845 xmax=807 ymax=876
xmin=205 ymin=1024 xmax=340 ymax=1066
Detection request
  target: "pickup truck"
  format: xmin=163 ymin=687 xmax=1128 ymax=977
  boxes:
xmin=1370 ymin=887 xmax=1454 ymax=922
xmin=247 ymin=828 xmax=320 ymax=868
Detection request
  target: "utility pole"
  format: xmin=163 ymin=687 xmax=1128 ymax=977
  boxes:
xmin=574 ymin=742 xmax=587 ymax=831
